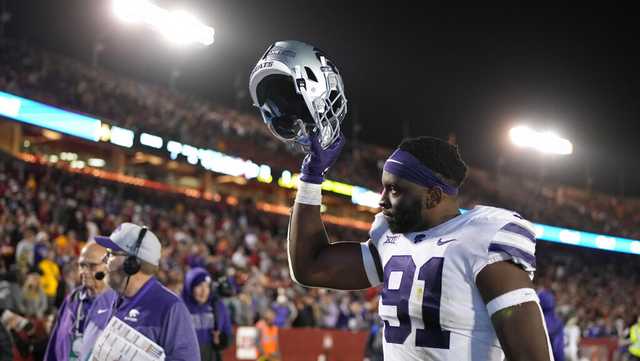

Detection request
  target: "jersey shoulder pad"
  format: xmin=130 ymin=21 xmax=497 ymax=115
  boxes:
xmin=468 ymin=206 xmax=538 ymax=276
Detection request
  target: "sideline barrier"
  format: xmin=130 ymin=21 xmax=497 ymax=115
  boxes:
xmin=224 ymin=327 xmax=368 ymax=361
xmin=222 ymin=329 xmax=621 ymax=361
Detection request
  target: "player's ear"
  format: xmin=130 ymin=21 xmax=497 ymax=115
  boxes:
xmin=424 ymin=186 xmax=442 ymax=209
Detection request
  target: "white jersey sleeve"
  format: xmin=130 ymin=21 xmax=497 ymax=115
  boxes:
xmin=468 ymin=208 xmax=538 ymax=280
xmin=361 ymin=212 xmax=386 ymax=287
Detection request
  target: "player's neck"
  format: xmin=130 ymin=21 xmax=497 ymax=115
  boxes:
xmin=420 ymin=202 xmax=461 ymax=230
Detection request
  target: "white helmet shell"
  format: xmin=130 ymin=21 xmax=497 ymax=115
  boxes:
xmin=249 ymin=40 xmax=347 ymax=149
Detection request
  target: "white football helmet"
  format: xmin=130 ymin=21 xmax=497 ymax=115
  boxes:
xmin=249 ymin=40 xmax=347 ymax=149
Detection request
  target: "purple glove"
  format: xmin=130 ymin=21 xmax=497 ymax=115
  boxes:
xmin=300 ymin=131 xmax=345 ymax=184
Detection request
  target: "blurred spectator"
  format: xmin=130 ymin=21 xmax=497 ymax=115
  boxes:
xmin=0 ymin=318 xmax=12 ymax=361
xmin=229 ymin=291 xmax=255 ymax=327
xmin=1 ymin=309 xmax=35 ymax=361
xmin=318 ymin=290 xmax=340 ymax=329
xmin=271 ymin=293 xmax=296 ymax=328
xmin=291 ymin=295 xmax=316 ymax=328
xmin=255 ymin=309 xmax=280 ymax=361
xmin=363 ymin=318 xmax=384 ymax=361
xmin=0 ymin=261 xmax=20 ymax=313
xmin=37 ymin=248 xmax=60 ymax=305
xmin=539 ymin=289 xmax=564 ymax=361
xmin=15 ymin=226 xmax=37 ymax=276
xmin=564 ymin=315 xmax=581 ymax=361
xmin=181 ymin=267 xmax=232 ymax=361
xmin=18 ymin=270 xmax=47 ymax=319
xmin=346 ymin=300 xmax=369 ymax=331
xmin=628 ymin=316 xmax=640 ymax=360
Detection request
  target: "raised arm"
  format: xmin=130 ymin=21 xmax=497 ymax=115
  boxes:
xmin=287 ymin=133 xmax=374 ymax=290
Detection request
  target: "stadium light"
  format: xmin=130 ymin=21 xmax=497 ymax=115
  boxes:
xmin=509 ymin=125 xmax=573 ymax=155
xmin=112 ymin=0 xmax=214 ymax=46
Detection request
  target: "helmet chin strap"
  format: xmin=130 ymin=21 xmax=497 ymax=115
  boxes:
xmin=296 ymin=118 xmax=309 ymax=138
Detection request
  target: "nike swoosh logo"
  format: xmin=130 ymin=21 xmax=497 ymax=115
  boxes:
xmin=436 ymin=238 xmax=456 ymax=246
xmin=386 ymin=159 xmax=403 ymax=165
xmin=97 ymin=309 xmax=108 ymax=314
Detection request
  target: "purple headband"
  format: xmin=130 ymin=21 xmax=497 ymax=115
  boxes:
xmin=383 ymin=149 xmax=459 ymax=196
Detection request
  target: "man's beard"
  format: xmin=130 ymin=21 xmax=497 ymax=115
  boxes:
xmin=387 ymin=198 xmax=423 ymax=234
xmin=106 ymin=270 xmax=127 ymax=292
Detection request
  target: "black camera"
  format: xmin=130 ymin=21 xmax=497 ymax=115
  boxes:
xmin=210 ymin=273 xmax=234 ymax=299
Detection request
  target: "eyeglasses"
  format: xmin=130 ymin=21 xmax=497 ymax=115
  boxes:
xmin=78 ymin=262 xmax=102 ymax=270
xmin=104 ymin=249 xmax=128 ymax=262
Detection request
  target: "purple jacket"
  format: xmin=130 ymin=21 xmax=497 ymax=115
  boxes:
xmin=44 ymin=286 xmax=96 ymax=361
xmin=79 ymin=277 xmax=200 ymax=361
xmin=181 ymin=268 xmax=232 ymax=345
xmin=539 ymin=289 xmax=564 ymax=361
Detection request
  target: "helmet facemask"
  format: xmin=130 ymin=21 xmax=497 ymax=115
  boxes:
xmin=311 ymin=71 xmax=347 ymax=149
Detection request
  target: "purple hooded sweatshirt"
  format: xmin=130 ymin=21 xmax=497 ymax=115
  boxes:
xmin=180 ymin=267 xmax=232 ymax=345
xmin=539 ymin=289 xmax=564 ymax=361
xmin=79 ymin=277 xmax=200 ymax=361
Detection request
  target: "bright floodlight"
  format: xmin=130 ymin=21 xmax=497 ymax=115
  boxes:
xmin=509 ymin=126 xmax=573 ymax=155
xmin=112 ymin=0 xmax=215 ymax=46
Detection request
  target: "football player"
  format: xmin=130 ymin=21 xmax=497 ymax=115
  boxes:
xmin=290 ymin=134 xmax=553 ymax=360
xmin=250 ymin=41 xmax=553 ymax=361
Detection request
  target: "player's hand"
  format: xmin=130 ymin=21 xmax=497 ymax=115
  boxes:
xmin=300 ymin=130 xmax=345 ymax=184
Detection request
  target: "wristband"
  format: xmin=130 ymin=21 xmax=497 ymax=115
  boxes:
xmin=295 ymin=180 xmax=322 ymax=205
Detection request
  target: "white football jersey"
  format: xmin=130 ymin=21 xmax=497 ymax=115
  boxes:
xmin=361 ymin=205 xmax=538 ymax=361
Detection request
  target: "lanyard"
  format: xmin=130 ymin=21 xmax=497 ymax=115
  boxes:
xmin=73 ymin=288 xmax=88 ymax=336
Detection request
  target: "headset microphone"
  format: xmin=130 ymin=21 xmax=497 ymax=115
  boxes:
xmin=94 ymin=271 xmax=105 ymax=280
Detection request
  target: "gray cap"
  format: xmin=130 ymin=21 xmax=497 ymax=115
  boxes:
xmin=94 ymin=223 xmax=161 ymax=266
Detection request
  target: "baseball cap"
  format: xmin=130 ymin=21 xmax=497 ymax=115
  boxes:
xmin=94 ymin=223 xmax=161 ymax=266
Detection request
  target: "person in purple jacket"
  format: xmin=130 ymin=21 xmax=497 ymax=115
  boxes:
xmin=181 ymin=267 xmax=232 ymax=361
xmin=44 ymin=241 xmax=108 ymax=361
xmin=538 ymin=289 xmax=565 ymax=361
xmin=79 ymin=223 xmax=200 ymax=361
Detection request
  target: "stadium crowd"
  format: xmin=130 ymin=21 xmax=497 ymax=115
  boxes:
xmin=2 ymin=36 xmax=640 ymax=360
xmin=0 ymin=149 xmax=639 ymax=359
xmin=2 ymin=36 xmax=640 ymax=242
xmin=0 ymin=152 xmax=377 ymax=360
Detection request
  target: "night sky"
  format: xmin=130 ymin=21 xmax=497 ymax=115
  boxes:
xmin=5 ymin=1 xmax=640 ymax=196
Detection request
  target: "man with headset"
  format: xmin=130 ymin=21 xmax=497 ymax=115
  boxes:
xmin=78 ymin=223 xmax=199 ymax=361
xmin=44 ymin=241 xmax=108 ymax=360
